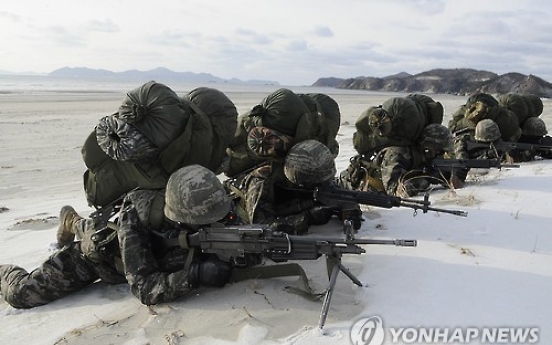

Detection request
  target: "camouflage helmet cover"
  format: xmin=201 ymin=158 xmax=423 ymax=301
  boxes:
xmin=421 ymin=124 xmax=453 ymax=152
xmin=522 ymin=117 xmax=548 ymax=136
xmin=474 ymin=119 xmax=501 ymax=142
xmin=284 ymin=139 xmax=336 ymax=186
xmin=164 ymin=165 xmax=231 ymax=224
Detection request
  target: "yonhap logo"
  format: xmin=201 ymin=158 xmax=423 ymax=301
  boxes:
xmin=350 ymin=316 xmax=385 ymax=345
xmin=349 ymin=316 xmax=539 ymax=344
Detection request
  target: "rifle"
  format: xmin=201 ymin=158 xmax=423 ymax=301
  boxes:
xmin=308 ymin=182 xmax=468 ymax=217
xmin=431 ymin=158 xmax=519 ymax=170
xmin=165 ymin=220 xmax=416 ymax=329
xmin=509 ymin=141 xmax=552 ymax=154
xmin=466 ymin=140 xmax=552 ymax=155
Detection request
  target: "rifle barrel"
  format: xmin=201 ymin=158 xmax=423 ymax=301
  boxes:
xmin=286 ymin=235 xmax=417 ymax=247
xmin=316 ymin=186 xmax=426 ymax=209
xmin=353 ymin=238 xmax=417 ymax=246
xmin=426 ymin=206 xmax=468 ymax=217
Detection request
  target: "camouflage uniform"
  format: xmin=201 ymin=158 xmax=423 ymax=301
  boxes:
xmin=340 ymin=96 xmax=433 ymax=197
xmin=340 ymin=123 xmax=461 ymax=196
xmin=339 ymin=147 xmax=420 ymax=197
xmin=0 ymin=189 xmax=194 ymax=308
xmin=453 ymin=120 xmax=506 ymax=161
xmin=227 ymin=162 xmax=317 ymax=234
xmin=509 ymin=117 xmax=552 ymax=162
xmin=453 ymin=133 xmax=505 ymax=161
xmin=378 ymin=146 xmax=427 ymax=197
xmin=510 ymin=135 xmax=552 ymax=161
xmin=228 ymin=140 xmax=345 ymax=234
xmin=450 ymin=120 xmax=509 ymax=182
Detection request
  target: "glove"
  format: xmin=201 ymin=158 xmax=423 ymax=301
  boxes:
xmin=338 ymin=204 xmax=363 ymax=230
xmin=269 ymin=221 xmax=298 ymax=235
xmin=401 ymin=179 xmax=430 ymax=197
xmin=269 ymin=214 xmax=309 ymax=235
xmin=188 ymin=256 xmax=233 ymax=288
xmin=305 ymin=206 xmax=334 ymax=225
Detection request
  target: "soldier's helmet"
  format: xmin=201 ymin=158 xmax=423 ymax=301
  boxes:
xmin=284 ymin=139 xmax=336 ymax=187
xmin=522 ymin=117 xmax=548 ymax=137
xmin=474 ymin=119 xmax=501 ymax=143
xmin=421 ymin=124 xmax=454 ymax=152
xmin=164 ymin=165 xmax=231 ymax=224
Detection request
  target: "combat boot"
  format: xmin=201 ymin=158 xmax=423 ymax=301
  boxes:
xmin=57 ymin=206 xmax=83 ymax=247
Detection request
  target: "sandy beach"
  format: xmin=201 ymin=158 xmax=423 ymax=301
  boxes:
xmin=1 ymin=86 xmax=552 ymax=344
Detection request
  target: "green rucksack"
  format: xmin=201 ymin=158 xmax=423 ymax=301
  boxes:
xmin=306 ymin=93 xmax=341 ymax=157
xmin=183 ymin=87 xmax=238 ymax=173
xmin=352 ymin=96 xmax=427 ymax=155
xmin=406 ymin=94 xmax=444 ymax=126
xmin=352 ymin=108 xmax=390 ymax=155
xmin=95 ymin=81 xmax=189 ymax=163
xmin=451 ymin=92 xmax=521 ymax=142
xmin=448 ymin=105 xmax=469 ymax=133
xmin=225 ymin=88 xmax=313 ymax=177
xmin=498 ymin=93 xmax=543 ymax=127
xmin=82 ymin=82 xmax=237 ymax=208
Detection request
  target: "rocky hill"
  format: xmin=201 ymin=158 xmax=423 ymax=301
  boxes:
xmin=312 ymin=68 xmax=552 ymax=97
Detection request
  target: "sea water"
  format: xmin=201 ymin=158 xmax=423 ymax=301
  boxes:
xmin=1 ymin=73 xmax=551 ymax=129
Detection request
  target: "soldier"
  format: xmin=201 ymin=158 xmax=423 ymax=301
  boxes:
xmin=417 ymin=124 xmax=467 ymax=189
xmin=509 ymin=117 xmax=552 ymax=161
xmin=339 ymin=95 xmax=445 ymax=197
xmin=453 ymin=119 xmax=509 ymax=161
xmin=448 ymin=118 xmax=517 ymax=180
xmin=0 ymin=165 xmax=234 ymax=309
xmin=339 ymin=123 xmax=462 ymax=197
xmin=448 ymin=92 xmax=521 ymax=142
xmin=226 ymin=139 xmax=361 ymax=234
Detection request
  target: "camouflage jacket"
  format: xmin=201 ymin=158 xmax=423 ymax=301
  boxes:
xmin=0 ymin=189 xmax=194 ymax=308
xmin=114 ymin=189 xmax=193 ymax=305
xmin=226 ymin=162 xmax=317 ymax=234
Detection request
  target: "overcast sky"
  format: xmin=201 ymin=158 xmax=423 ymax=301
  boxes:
xmin=2 ymin=0 xmax=551 ymax=86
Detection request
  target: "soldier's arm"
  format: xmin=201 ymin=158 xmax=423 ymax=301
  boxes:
xmin=117 ymin=190 xmax=193 ymax=305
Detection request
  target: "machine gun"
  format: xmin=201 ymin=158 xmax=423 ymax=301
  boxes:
xmin=308 ymin=182 xmax=468 ymax=217
xmin=155 ymin=220 xmax=416 ymax=329
xmin=87 ymin=189 xmax=418 ymax=328
xmin=431 ymin=158 xmax=519 ymax=170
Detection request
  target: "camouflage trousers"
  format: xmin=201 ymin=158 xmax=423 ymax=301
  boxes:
xmin=0 ymin=242 xmax=124 ymax=309
xmin=0 ymin=189 xmax=194 ymax=309
xmin=378 ymin=146 xmax=416 ymax=196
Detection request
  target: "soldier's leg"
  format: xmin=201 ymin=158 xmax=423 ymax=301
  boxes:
xmin=0 ymin=242 xmax=99 ymax=308
xmin=380 ymin=147 xmax=414 ymax=196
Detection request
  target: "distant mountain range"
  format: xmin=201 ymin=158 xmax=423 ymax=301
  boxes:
xmin=44 ymin=67 xmax=279 ymax=86
xmin=312 ymin=68 xmax=552 ymax=98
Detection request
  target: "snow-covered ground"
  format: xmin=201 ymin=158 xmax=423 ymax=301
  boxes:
xmin=0 ymin=87 xmax=550 ymax=345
